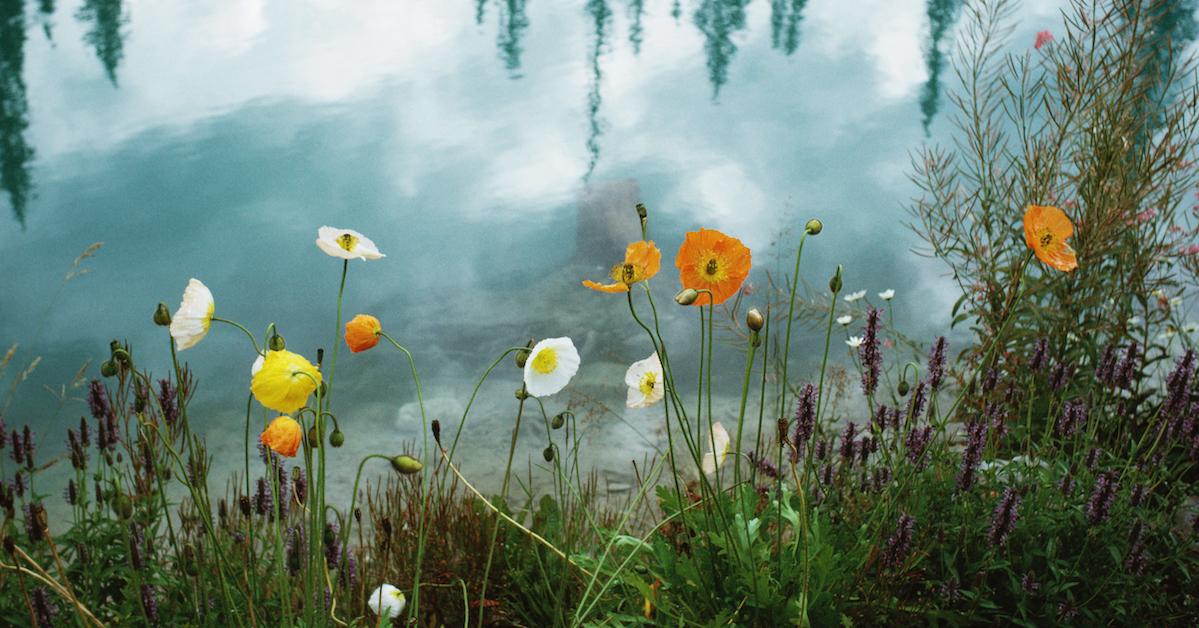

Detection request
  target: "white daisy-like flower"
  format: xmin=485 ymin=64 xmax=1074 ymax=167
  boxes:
xmin=836 ymin=315 xmax=853 ymax=326
xmin=523 ymin=337 xmax=580 ymax=397
xmin=700 ymin=421 xmax=730 ymax=475
xmin=169 ymin=279 xmax=215 ymax=350
xmin=846 ymin=336 xmax=864 ymax=348
xmin=1170 ymin=296 xmax=1183 ymax=306
xmin=367 ymin=584 xmax=406 ymax=618
xmin=879 ymin=289 xmax=895 ymax=300
xmin=1152 ymin=289 xmax=1166 ymax=298
xmin=315 ymin=226 xmax=385 ymax=261
xmin=625 ymin=352 xmax=664 ymax=408
xmin=843 ymin=290 xmax=867 ymax=302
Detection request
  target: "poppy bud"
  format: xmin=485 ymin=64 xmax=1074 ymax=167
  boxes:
xmin=390 ymin=455 xmax=423 ymax=474
xmin=515 ymin=338 xmax=534 ymax=369
xmin=110 ymin=340 xmax=122 ymax=354
xmin=112 ymin=348 xmax=131 ymax=366
xmin=354 ymin=507 xmax=362 ymax=523
xmin=636 ymin=202 xmax=648 ymax=220
xmin=829 ymin=265 xmax=843 ymax=294
xmin=329 ymin=430 xmax=344 ymax=448
xmin=307 ymin=426 xmax=321 ymax=448
xmin=746 ymin=308 xmax=764 ymax=332
xmin=551 ymin=413 xmax=566 ymax=430
xmin=153 ymin=303 xmax=172 ymax=326
xmin=431 ymin=419 xmax=442 ymax=445
xmin=543 ymin=446 xmax=555 ymax=462
xmin=515 ymin=388 xmax=529 ymax=400
xmin=675 ymin=288 xmax=700 ymax=305
xmin=269 ymin=333 xmax=286 ymax=352
xmin=319 ymin=382 xmax=328 ymax=398
xmin=100 ymin=361 xmax=118 ymax=378
xmin=316 ymin=348 xmax=325 ymax=367
xmin=805 ymin=219 xmax=823 ymax=235
xmin=898 ymin=379 xmax=910 ymax=397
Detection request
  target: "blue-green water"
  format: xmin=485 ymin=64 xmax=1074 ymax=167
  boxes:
xmin=0 ymin=0 xmax=1092 ymax=502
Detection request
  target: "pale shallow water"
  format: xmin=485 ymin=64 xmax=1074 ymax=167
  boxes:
xmin=0 ymin=0 xmax=1105 ymax=513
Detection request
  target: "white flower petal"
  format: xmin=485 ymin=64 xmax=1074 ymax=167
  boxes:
xmin=367 ymin=584 xmax=406 ymax=618
xmin=523 ymin=337 xmax=580 ymax=397
xmin=251 ymin=352 xmax=265 ymax=376
xmin=316 ymin=226 xmax=385 ymax=261
xmin=846 ymin=336 xmax=864 ymax=348
xmin=879 ymin=289 xmax=895 ymax=300
xmin=843 ymin=290 xmax=866 ymax=302
xmin=169 ymin=278 xmax=215 ymax=351
xmin=836 ymin=315 xmax=852 ymax=326
xmin=700 ymin=422 xmax=730 ymax=475
xmin=624 ymin=352 xmax=664 ymax=408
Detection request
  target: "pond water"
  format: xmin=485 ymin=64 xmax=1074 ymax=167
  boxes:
xmin=0 ymin=0 xmax=1080 ymax=506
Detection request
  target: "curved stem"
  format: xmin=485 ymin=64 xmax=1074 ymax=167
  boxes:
xmin=212 ymin=317 xmax=262 ymax=355
xmin=326 ymin=259 xmax=349 ymax=407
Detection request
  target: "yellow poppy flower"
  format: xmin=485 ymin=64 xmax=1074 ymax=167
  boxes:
xmin=250 ymin=350 xmax=322 ymax=413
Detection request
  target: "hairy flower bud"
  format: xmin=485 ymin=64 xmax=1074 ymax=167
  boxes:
xmin=746 ymin=308 xmax=765 ymax=332
xmin=390 ymin=455 xmax=423 ymax=474
xmin=675 ymin=288 xmax=700 ymax=306
xmin=804 ymin=218 xmax=823 ymax=235
xmin=100 ymin=360 xmax=118 ymax=378
xmin=269 ymin=333 xmax=287 ymax=352
xmin=329 ymin=430 xmax=345 ymax=448
xmin=829 ymin=265 xmax=843 ymax=294
xmin=153 ymin=302 xmax=172 ymax=326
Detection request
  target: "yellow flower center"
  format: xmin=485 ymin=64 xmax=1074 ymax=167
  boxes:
xmin=700 ymin=251 xmax=727 ymax=282
xmin=1039 ymin=231 xmax=1054 ymax=248
xmin=337 ymin=233 xmax=358 ymax=252
xmin=610 ymin=262 xmax=645 ymax=285
xmin=531 ymin=348 xmax=558 ymax=374
xmin=639 ymin=371 xmax=658 ymax=397
xmin=203 ymin=301 xmax=215 ymax=330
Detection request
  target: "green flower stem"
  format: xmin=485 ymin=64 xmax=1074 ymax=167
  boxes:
xmin=241 ymin=392 xmax=257 ymax=596
xmin=378 ymin=332 xmax=433 ymax=621
xmin=326 ymin=259 xmax=349 ymax=407
xmin=212 ymin=317 xmax=262 ymax=356
xmin=777 ymin=231 xmax=810 ymax=431
xmin=341 ymin=454 xmax=393 ymax=557
xmin=732 ymin=333 xmax=758 ymax=488
xmin=477 ymin=383 xmax=528 ymax=625
xmin=750 ymin=303 xmax=770 ymax=486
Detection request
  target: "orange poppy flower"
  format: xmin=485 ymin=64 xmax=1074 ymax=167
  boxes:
xmin=1023 ymin=205 xmax=1078 ymax=272
xmin=674 ymin=228 xmax=752 ymax=305
xmin=582 ymin=240 xmax=662 ymax=293
xmin=345 ymin=314 xmax=382 ymax=352
xmin=260 ymin=416 xmax=303 ymax=457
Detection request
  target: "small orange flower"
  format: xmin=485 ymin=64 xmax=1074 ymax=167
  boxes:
xmin=1023 ymin=205 xmax=1078 ymax=272
xmin=345 ymin=314 xmax=382 ymax=352
xmin=675 ymin=228 xmax=752 ymax=305
xmin=583 ymin=240 xmax=662 ymax=293
xmin=260 ymin=416 xmax=302 ymax=457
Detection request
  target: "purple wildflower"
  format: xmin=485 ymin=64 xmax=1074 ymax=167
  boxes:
xmin=22 ymin=425 xmax=34 ymax=470
xmin=819 ymin=463 xmax=834 ymax=485
xmin=928 ymin=337 xmax=947 ymax=390
xmin=871 ymin=404 xmax=890 ymax=432
xmin=1129 ymin=484 xmax=1147 ymax=508
xmin=87 ymin=379 xmax=111 ymax=421
xmin=956 ymin=422 xmax=988 ymax=492
xmin=939 ymin=579 xmax=961 ymax=603
xmin=340 ymin=552 xmax=359 ymax=590
xmin=905 ymin=425 xmax=933 ymax=466
xmin=859 ymin=308 xmax=883 ymax=397
xmin=31 ymin=586 xmax=57 ymax=627
xmin=1125 ymin=520 xmax=1146 ymax=575
xmin=986 ymin=401 xmax=1009 ymax=438
xmin=0 ymin=417 xmax=6 ymax=449
xmin=908 ymin=381 xmax=928 ymax=422
xmin=793 ymin=383 xmax=816 ymax=455
xmin=1028 ymin=338 xmax=1049 ymax=372
xmin=1021 ymin=570 xmax=1039 ymax=594
xmin=254 ymin=478 xmax=270 ymax=516
xmin=286 ymin=526 xmax=304 ymax=575
xmin=1085 ymin=447 xmax=1103 ymax=470
xmin=839 ymin=422 xmax=857 ymax=464
xmin=1096 ymin=344 xmax=1118 ymax=387
xmin=988 ymin=488 xmax=1021 ymax=547
xmin=292 ymin=467 xmax=307 ymax=505
xmin=9 ymin=429 xmax=22 ymax=465
xmin=1086 ymin=472 xmax=1118 ymax=525
xmin=140 ymin=584 xmax=160 ymax=624
xmin=1165 ymin=350 xmax=1196 ymax=421
xmin=1050 ymin=361 xmax=1074 ymax=392
xmin=981 ymin=368 xmax=999 ymax=394
xmin=1116 ymin=342 xmax=1139 ymax=389
xmin=157 ymin=379 xmax=178 ymax=427
xmin=872 ymin=467 xmax=892 ymax=491
xmin=814 ymin=439 xmax=828 ymax=460
xmin=882 ymin=512 xmax=916 ymax=569
xmin=78 ymin=416 xmax=90 ymax=447
xmin=1055 ymin=399 xmax=1087 ymax=438
xmin=23 ymin=502 xmax=46 ymax=542
xmin=324 ymin=521 xmax=342 ymax=566
xmin=129 ymin=524 xmax=146 ymax=570
xmin=65 ymin=480 xmax=77 ymax=506
xmin=1057 ymin=602 xmax=1078 ymax=621
xmin=748 ymin=450 xmax=780 ymax=479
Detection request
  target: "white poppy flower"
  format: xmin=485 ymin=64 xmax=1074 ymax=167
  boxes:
xmin=700 ymin=421 xmax=730 ymax=475
xmin=879 ymin=289 xmax=895 ymax=300
xmin=169 ymin=279 xmax=215 ymax=350
xmin=836 ymin=315 xmax=852 ymax=326
xmin=846 ymin=336 xmax=864 ymax=348
xmin=367 ymin=584 xmax=406 ymax=618
xmin=523 ymin=337 xmax=580 ymax=397
xmin=625 ymin=352 xmax=664 ymax=408
xmin=251 ymin=352 xmax=265 ymax=376
xmin=315 ymin=226 xmax=385 ymax=261
xmin=843 ymin=290 xmax=867 ymax=302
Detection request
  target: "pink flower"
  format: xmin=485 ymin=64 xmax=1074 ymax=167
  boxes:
xmin=883 ymin=338 xmax=895 ymax=350
xmin=1034 ymin=30 xmax=1054 ymax=49
xmin=1185 ymin=244 xmax=1199 ymax=256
